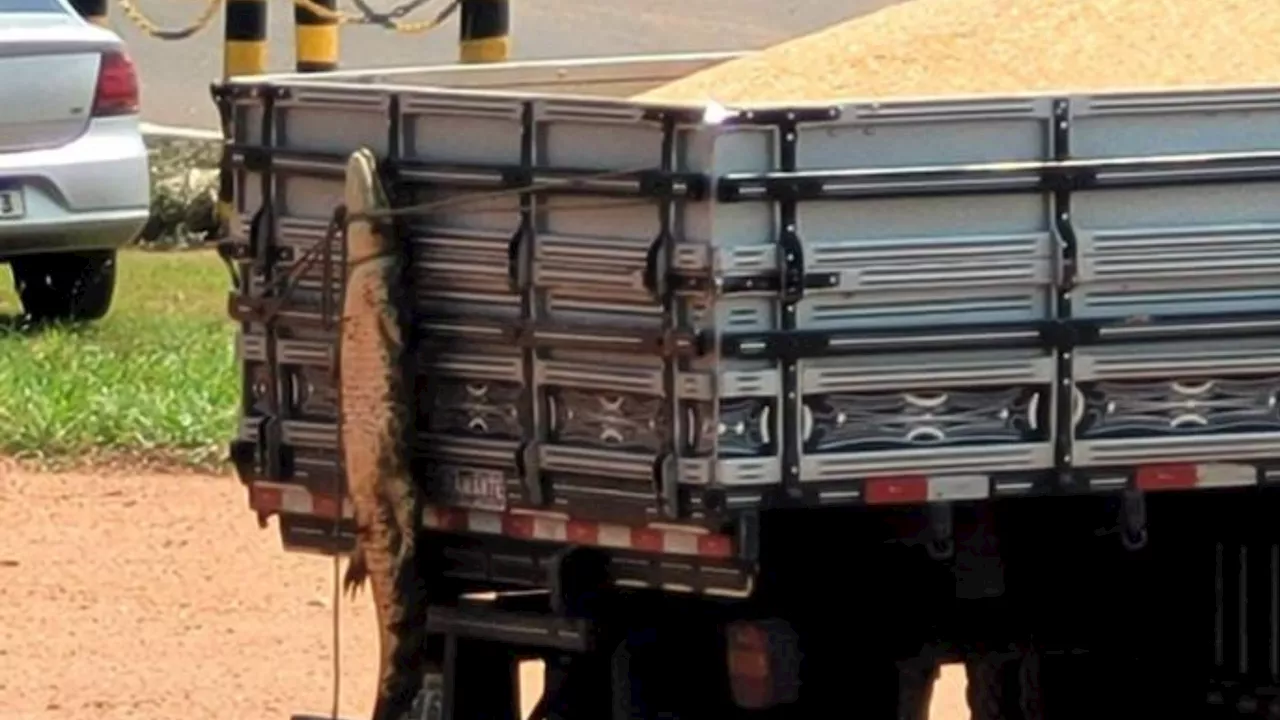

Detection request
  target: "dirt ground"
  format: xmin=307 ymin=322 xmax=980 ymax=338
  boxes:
xmin=0 ymin=465 xmax=967 ymax=720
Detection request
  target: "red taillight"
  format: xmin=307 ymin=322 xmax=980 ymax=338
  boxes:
xmin=727 ymin=620 xmax=801 ymax=710
xmin=92 ymin=50 xmax=140 ymax=117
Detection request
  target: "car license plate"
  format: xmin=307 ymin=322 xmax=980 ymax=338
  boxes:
xmin=0 ymin=187 xmax=24 ymax=220
xmin=441 ymin=465 xmax=507 ymax=511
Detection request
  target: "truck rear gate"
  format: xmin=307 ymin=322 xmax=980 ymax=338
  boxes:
xmin=215 ymin=52 xmax=1280 ymax=716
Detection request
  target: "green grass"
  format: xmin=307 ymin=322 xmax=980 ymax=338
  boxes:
xmin=0 ymin=249 xmax=239 ymax=469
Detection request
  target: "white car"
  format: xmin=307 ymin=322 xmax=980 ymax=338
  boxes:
xmin=0 ymin=0 xmax=150 ymax=322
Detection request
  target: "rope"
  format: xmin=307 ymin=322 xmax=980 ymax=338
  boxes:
xmin=116 ymin=0 xmax=221 ymax=40
xmin=329 ymin=216 xmax=350 ymax=720
xmin=330 ymin=553 xmax=343 ymax=719
xmin=294 ymin=0 xmax=460 ymax=33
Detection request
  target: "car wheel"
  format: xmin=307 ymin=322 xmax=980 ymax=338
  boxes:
xmin=11 ymin=250 xmax=118 ymax=323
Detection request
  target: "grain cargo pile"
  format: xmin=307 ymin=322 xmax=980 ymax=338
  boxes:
xmin=636 ymin=0 xmax=1280 ymax=103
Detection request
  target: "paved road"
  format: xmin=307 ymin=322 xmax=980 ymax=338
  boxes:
xmin=109 ymin=0 xmax=903 ymax=129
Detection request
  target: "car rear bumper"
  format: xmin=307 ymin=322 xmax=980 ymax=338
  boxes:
xmin=0 ymin=114 xmax=150 ymax=259
xmin=0 ymin=208 xmax=149 ymax=256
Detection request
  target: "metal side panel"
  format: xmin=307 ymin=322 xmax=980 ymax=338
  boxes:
xmin=394 ymin=96 xmax=526 ymax=335
xmin=237 ymin=417 xmax=342 ymax=490
xmin=794 ymin=195 xmax=1053 ymax=330
xmin=796 ymin=96 xmax=1054 ymax=170
xmin=230 ymin=94 xmax=265 ymax=150
xmin=419 ymin=344 xmax=525 ymax=510
xmin=1073 ymin=336 xmax=1280 ymax=382
xmin=535 ymin=194 xmax=665 ymax=329
xmin=692 ymin=125 xmax=774 ymax=271
xmin=530 ymin=103 xmax=711 ymax=329
xmin=273 ymin=88 xmax=393 ymax=157
xmin=1069 ymin=87 xmax=1280 ymax=159
xmin=400 ymin=92 xmax=523 ymax=166
xmin=1072 ymin=338 xmax=1280 ymax=468
xmin=801 ymin=443 xmax=1055 ymax=481
xmin=411 ymin=224 xmax=522 ymax=324
xmin=798 ymin=349 xmax=1056 ymax=482
xmin=1072 ymin=181 xmax=1280 ymax=320
xmin=709 ymin=363 xmax=780 ymax=488
xmin=533 ymin=350 xmax=672 ymax=518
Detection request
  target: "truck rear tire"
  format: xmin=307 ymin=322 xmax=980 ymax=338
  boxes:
xmin=12 ymin=250 xmax=117 ymax=323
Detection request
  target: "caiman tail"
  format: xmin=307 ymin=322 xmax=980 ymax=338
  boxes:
xmin=338 ymin=147 xmax=427 ymax=720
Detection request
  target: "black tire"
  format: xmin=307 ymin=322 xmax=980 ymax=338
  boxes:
xmin=11 ymin=250 xmax=117 ymax=323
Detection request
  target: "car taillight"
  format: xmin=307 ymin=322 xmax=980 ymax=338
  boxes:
xmin=92 ymin=50 xmax=140 ymax=117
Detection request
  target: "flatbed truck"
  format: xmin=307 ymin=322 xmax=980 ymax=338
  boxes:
xmin=217 ymin=51 xmax=1280 ymax=719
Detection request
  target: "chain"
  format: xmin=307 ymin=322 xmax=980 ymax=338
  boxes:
xmin=293 ymin=0 xmax=459 ymax=33
xmin=116 ymin=0 xmax=222 ymax=40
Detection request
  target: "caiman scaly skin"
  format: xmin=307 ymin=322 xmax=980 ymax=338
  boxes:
xmin=338 ymin=148 xmax=425 ymax=720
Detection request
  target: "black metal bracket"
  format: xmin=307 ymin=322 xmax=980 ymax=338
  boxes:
xmin=1052 ymin=99 xmax=1079 ymax=489
xmin=1119 ymin=488 xmax=1149 ymax=550
xmin=926 ymin=502 xmax=956 ymax=561
xmin=509 ymin=101 xmax=548 ymax=510
xmin=719 ymin=271 xmax=839 ymax=295
xmin=735 ymin=509 xmax=761 ymax=565
xmin=514 ymin=439 xmax=545 ymax=506
xmin=775 ymin=116 xmax=806 ymax=500
xmin=653 ymin=112 xmax=687 ymax=520
xmin=226 ymin=143 xmax=709 ymax=200
xmin=716 ymin=149 xmax=1280 ymax=203
xmin=252 ymin=91 xmax=288 ymax=484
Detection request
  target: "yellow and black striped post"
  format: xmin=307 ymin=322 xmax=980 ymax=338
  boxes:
xmin=294 ymin=0 xmax=339 ymax=73
xmin=223 ymin=0 xmax=268 ymax=78
xmin=69 ymin=0 xmax=108 ymax=26
xmin=459 ymin=0 xmax=510 ymax=64
xmin=218 ymin=0 xmax=268 ymax=229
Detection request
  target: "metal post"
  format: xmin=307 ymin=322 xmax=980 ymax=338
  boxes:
xmin=458 ymin=0 xmax=509 ymax=64
xmin=218 ymin=0 xmax=268 ymax=230
xmin=294 ymin=0 xmax=339 ymax=73
xmin=69 ymin=0 xmax=109 ymax=26
xmin=223 ymin=0 xmax=268 ymax=78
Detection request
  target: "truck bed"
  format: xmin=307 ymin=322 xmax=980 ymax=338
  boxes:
xmin=216 ymin=51 xmax=1280 ymax=596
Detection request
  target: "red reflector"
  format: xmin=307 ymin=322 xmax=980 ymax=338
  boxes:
xmin=566 ymin=520 xmax=599 ymax=545
xmin=698 ymin=534 xmax=734 ymax=559
xmin=728 ymin=624 xmax=769 ymax=679
xmin=1136 ymin=463 xmax=1198 ymax=491
xmin=865 ymin=475 xmax=929 ymax=504
xmin=631 ymin=528 xmax=665 ymax=553
xmin=251 ymin=486 xmax=282 ymax=513
xmin=732 ymin=622 xmax=778 ymax=707
xmin=729 ymin=647 xmax=771 ymax=680
xmin=312 ymin=494 xmax=341 ymax=519
xmin=432 ymin=507 xmax=467 ymax=532
xmin=503 ymin=514 xmax=535 ymax=538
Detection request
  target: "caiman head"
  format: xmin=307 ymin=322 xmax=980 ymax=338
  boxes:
xmin=343 ymin=146 xmax=395 ymax=267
